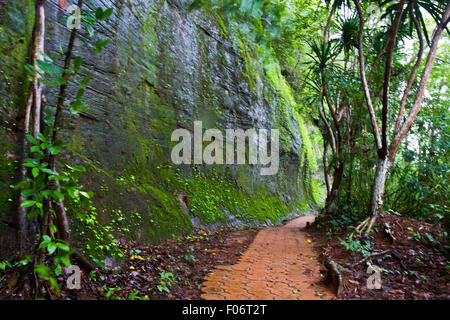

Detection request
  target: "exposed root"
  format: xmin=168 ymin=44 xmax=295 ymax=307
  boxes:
xmin=355 ymin=217 xmax=370 ymax=233
xmin=385 ymin=227 xmax=396 ymax=243
xmin=72 ymin=250 xmax=99 ymax=272
xmin=350 ymin=217 xmax=369 ymax=238
xmin=352 ymin=215 xmax=378 ymax=237
xmin=364 ymin=216 xmax=377 ymax=236
xmin=351 ymin=249 xmax=391 ymax=267
xmin=322 ymin=252 xmax=343 ymax=296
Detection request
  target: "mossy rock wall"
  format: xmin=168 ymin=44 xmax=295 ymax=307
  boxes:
xmin=0 ymin=0 xmax=35 ymax=258
xmin=0 ymin=0 xmax=322 ymax=250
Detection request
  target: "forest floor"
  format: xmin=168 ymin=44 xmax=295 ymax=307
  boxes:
xmin=1 ymin=214 xmax=448 ymax=300
xmin=61 ymin=227 xmax=261 ymax=300
xmin=305 ymin=214 xmax=449 ymax=300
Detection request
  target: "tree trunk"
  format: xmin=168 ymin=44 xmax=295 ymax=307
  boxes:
xmin=323 ymin=141 xmax=331 ymax=197
xmin=31 ymin=0 xmax=46 ymax=138
xmin=17 ymin=0 xmax=46 ymax=256
xmin=368 ymin=156 xmax=391 ymax=219
xmin=346 ymin=157 xmax=354 ymax=207
xmin=47 ymin=0 xmax=84 ymax=245
xmin=324 ymin=162 xmax=345 ymax=215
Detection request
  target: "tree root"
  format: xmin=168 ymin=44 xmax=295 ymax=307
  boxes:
xmin=385 ymin=227 xmax=396 ymax=243
xmin=351 ymin=249 xmax=391 ymax=267
xmin=72 ymin=250 xmax=99 ymax=272
xmin=322 ymin=252 xmax=343 ymax=296
xmin=352 ymin=215 xmax=378 ymax=237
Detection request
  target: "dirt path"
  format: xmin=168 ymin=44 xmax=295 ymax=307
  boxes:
xmin=200 ymin=216 xmax=333 ymax=300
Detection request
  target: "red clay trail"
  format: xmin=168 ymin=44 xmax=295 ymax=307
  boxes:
xmin=201 ymin=216 xmax=332 ymax=300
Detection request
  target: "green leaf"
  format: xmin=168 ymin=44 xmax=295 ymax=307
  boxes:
xmin=26 ymin=134 xmax=38 ymax=145
xmin=76 ymin=88 xmax=85 ymax=99
xmin=32 ymin=167 xmax=39 ymax=178
xmin=34 ymin=59 xmax=53 ymax=75
xmin=14 ymin=180 xmax=30 ymax=190
xmin=47 ymin=243 xmax=57 ymax=255
xmin=25 ymin=158 xmax=40 ymax=165
xmin=20 ymin=200 xmax=36 ymax=208
xmin=52 ymin=191 xmax=65 ymax=200
xmin=34 ymin=264 xmax=49 ymax=276
xmin=95 ymin=7 xmax=113 ymax=20
xmin=49 ymin=225 xmax=57 ymax=233
xmin=35 ymin=59 xmax=61 ymax=77
xmin=72 ymin=165 xmax=86 ymax=172
xmin=41 ymin=168 xmax=57 ymax=175
xmin=27 ymin=208 xmax=41 ymax=219
xmin=40 ymin=143 xmax=49 ymax=150
xmin=21 ymin=189 xmax=35 ymax=197
xmin=48 ymin=146 xmax=60 ymax=155
xmin=82 ymin=14 xmax=96 ymax=24
xmin=79 ymin=191 xmax=91 ymax=199
xmin=40 ymin=190 xmax=52 ymax=197
xmin=38 ymin=50 xmax=53 ymax=62
xmin=94 ymin=39 xmax=110 ymax=53
xmin=73 ymin=56 xmax=82 ymax=72
xmin=102 ymin=8 xmax=114 ymax=20
xmin=80 ymin=74 xmax=91 ymax=88
xmin=22 ymin=162 xmax=37 ymax=168
xmin=54 ymin=264 xmax=62 ymax=276
xmin=95 ymin=7 xmax=104 ymax=19
xmin=39 ymin=237 xmax=51 ymax=249
xmin=37 ymin=132 xmax=46 ymax=142
xmin=67 ymin=187 xmax=78 ymax=198
xmin=48 ymin=277 xmax=60 ymax=292
xmin=56 ymin=243 xmax=70 ymax=252
xmin=85 ymin=24 xmax=94 ymax=37
xmin=62 ymin=256 xmax=72 ymax=266
xmin=54 ymin=77 xmax=66 ymax=85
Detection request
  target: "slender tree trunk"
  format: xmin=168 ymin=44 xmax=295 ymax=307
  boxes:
xmin=36 ymin=200 xmax=50 ymax=296
xmin=17 ymin=90 xmax=33 ymax=255
xmin=368 ymin=1 xmax=450 ymax=224
xmin=32 ymin=0 xmax=46 ymax=138
xmin=47 ymin=0 xmax=84 ymax=245
xmin=323 ymin=4 xmax=337 ymax=42
xmin=324 ymin=162 xmax=345 ymax=215
xmin=346 ymin=157 xmax=354 ymax=207
xmin=323 ymin=141 xmax=331 ymax=197
xmin=368 ymin=156 xmax=391 ymax=217
xmin=17 ymin=0 xmax=46 ymax=255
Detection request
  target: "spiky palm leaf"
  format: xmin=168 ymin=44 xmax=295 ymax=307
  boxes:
xmin=337 ymin=14 xmax=360 ymax=55
xmin=306 ymin=39 xmax=341 ymax=72
xmin=379 ymin=0 xmax=449 ymax=45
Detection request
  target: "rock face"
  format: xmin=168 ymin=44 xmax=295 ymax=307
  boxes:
xmin=0 ymin=0 xmax=320 ymax=256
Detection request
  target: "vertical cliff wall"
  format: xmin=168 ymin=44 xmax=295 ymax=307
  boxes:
xmin=0 ymin=0 xmax=321 ymax=256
